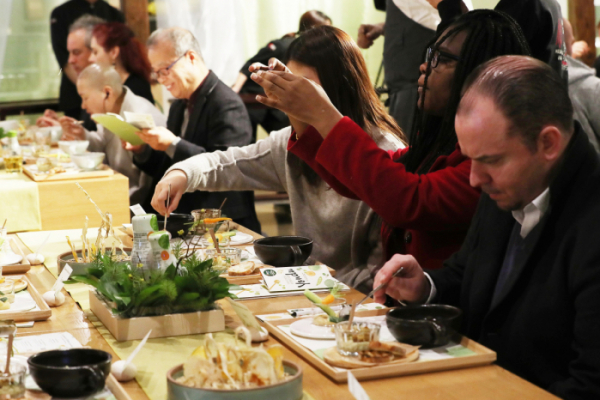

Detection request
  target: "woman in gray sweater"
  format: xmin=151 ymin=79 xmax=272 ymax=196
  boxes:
xmin=151 ymin=26 xmax=406 ymax=293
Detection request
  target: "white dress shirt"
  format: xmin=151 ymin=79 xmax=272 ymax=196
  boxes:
xmin=393 ymin=0 xmax=441 ymax=31
xmin=423 ymin=188 xmax=551 ymax=303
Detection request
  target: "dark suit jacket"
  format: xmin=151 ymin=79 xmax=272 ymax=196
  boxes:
xmin=134 ymin=71 xmax=259 ymax=228
xmin=429 ymin=124 xmax=600 ymax=400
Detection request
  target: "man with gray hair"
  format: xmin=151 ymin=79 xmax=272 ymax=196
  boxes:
xmin=50 ymin=0 xmax=123 ymax=122
xmin=61 ymin=64 xmax=166 ymax=206
xmin=40 ymin=14 xmax=109 ymax=130
xmin=124 ymin=27 xmax=260 ymax=232
xmin=373 ymin=56 xmax=600 ymax=398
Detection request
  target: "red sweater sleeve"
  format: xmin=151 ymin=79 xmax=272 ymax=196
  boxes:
xmin=287 ymin=126 xmax=361 ymax=200
xmin=315 ymin=117 xmax=480 ymax=232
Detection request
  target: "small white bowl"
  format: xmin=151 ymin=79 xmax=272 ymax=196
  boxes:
xmin=58 ymin=140 xmax=89 ymax=155
xmin=71 ymin=152 xmax=104 ymax=171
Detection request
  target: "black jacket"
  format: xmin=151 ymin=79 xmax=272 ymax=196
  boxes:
xmin=429 ymin=124 xmax=600 ymax=399
xmin=134 ymin=71 xmax=259 ymax=228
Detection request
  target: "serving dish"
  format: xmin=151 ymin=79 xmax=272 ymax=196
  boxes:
xmin=28 ymin=349 xmax=111 ymax=398
xmin=253 ymin=236 xmax=313 ymax=267
xmin=167 ymin=360 xmax=303 ymax=400
xmin=386 ymin=304 xmax=462 ymax=348
xmin=71 ymin=152 xmax=105 ymax=170
xmin=58 ymin=140 xmax=89 ymax=155
xmin=0 ymin=235 xmax=31 ymax=274
xmin=57 ymin=247 xmax=131 ymax=275
xmin=22 ymin=163 xmax=114 ymax=182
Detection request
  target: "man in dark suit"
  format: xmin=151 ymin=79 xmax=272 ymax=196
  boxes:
xmin=125 ymin=27 xmax=260 ymax=232
xmin=373 ymin=56 xmax=600 ymax=399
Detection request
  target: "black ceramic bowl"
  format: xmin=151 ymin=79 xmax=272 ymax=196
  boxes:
xmin=253 ymin=236 xmax=313 ymax=267
xmin=386 ymin=304 xmax=462 ymax=348
xmin=156 ymin=213 xmax=195 ymax=237
xmin=28 ymin=349 xmax=112 ymax=398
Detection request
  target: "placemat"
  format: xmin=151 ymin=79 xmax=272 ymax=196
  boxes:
xmin=0 ymin=171 xmax=41 ymax=232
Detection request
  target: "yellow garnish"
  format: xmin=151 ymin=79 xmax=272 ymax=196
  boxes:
xmin=267 ymin=345 xmax=285 ymax=379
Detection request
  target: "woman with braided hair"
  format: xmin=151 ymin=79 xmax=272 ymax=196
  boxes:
xmin=249 ymin=10 xmax=531 ymax=271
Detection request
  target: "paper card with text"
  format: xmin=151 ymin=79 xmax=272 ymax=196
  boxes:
xmin=260 ymin=265 xmax=340 ymax=292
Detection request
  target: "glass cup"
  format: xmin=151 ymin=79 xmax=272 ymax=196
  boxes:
xmin=0 ymin=362 xmax=26 ymax=399
xmin=204 ymin=248 xmax=230 ymax=272
xmin=334 ymin=321 xmax=381 ymax=357
xmin=221 ymin=247 xmax=241 ymax=266
xmin=191 ymin=208 xmax=221 ymax=236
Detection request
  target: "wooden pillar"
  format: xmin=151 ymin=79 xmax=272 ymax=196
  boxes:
xmin=121 ymin=0 xmax=150 ymax=44
xmin=569 ymin=0 xmax=597 ymax=66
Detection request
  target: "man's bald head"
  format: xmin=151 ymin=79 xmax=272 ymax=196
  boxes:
xmin=78 ymin=63 xmax=123 ymax=95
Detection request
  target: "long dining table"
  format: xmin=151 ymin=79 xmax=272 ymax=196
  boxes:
xmin=11 ymin=228 xmax=559 ymax=400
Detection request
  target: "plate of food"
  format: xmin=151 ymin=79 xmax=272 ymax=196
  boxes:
xmin=167 ymin=327 xmax=303 ymax=400
xmin=323 ymin=340 xmax=420 ymax=369
xmin=229 ymin=231 xmax=254 ymax=246
xmin=289 ymin=289 xmax=349 ymax=340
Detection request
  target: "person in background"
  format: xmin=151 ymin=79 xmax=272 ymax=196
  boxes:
xmin=89 ymin=22 xmax=154 ymax=104
xmin=123 ymin=28 xmax=261 ymax=232
xmin=357 ymin=0 xmax=444 ymax=135
xmin=562 ymin=19 xmax=600 ymax=153
xmin=251 ymin=11 xmax=530 ymax=271
xmin=50 ymin=0 xmax=123 ymax=123
xmin=231 ymin=10 xmax=331 ymax=141
xmin=438 ymin=0 xmax=568 ymax=81
xmin=60 ymin=64 xmax=165 ymax=205
xmin=151 ymin=26 xmax=405 ymax=293
xmin=38 ymin=14 xmax=104 ymax=131
xmin=373 ymin=56 xmax=600 ymax=399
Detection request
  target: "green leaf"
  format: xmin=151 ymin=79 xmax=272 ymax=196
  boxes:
xmin=149 ymin=215 xmax=159 ymax=231
xmin=158 ymin=233 xmax=170 ymax=249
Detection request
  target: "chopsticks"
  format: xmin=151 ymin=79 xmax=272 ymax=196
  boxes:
xmin=164 ymin=184 xmax=171 ymax=231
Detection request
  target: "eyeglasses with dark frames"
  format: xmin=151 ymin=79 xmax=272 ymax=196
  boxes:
xmin=151 ymin=51 xmax=188 ymax=80
xmin=425 ymin=46 xmax=461 ymax=69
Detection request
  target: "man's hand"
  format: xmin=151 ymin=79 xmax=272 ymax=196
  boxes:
xmin=136 ymin=127 xmax=177 ymax=151
xmin=151 ymin=169 xmax=188 ymax=216
xmin=121 ymin=139 xmax=145 ymax=154
xmin=58 ymin=116 xmax=85 ymax=140
xmin=372 ymin=254 xmax=431 ymax=304
xmin=249 ymin=57 xmax=290 ymax=73
xmin=37 ymin=109 xmax=60 ymax=127
xmin=357 ymin=23 xmax=384 ymax=49
xmin=250 ymin=70 xmax=343 ymax=138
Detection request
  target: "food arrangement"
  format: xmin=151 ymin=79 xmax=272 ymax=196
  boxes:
xmin=177 ymin=327 xmax=288 ymax=389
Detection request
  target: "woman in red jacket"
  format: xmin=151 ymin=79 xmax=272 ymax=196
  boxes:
xmin=251 ymin=11 xmax=531 ymax=270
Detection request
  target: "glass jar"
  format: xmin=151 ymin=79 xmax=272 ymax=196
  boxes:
xmin=334 ymin=321 xmax=381 ymax=357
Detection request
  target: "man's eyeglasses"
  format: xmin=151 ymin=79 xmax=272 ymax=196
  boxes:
xmin=425 ymin=47 xmax=461 ymax=69
xmin=151 ymin=51 xmax=188 ymax=80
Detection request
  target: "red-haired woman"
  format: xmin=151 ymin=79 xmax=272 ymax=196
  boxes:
xmin=89 ymin=22 xmax=154 ymax=103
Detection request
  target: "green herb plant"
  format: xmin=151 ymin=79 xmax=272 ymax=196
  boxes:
xmin=69 ymin=245 xmax=235 ymax=318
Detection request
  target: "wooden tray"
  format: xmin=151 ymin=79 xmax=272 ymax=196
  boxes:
xmin=2 ymin=235 xmax=32 ymax=274
xmin=0 ymin=275 xmax=52 ymax=322
xmin=89 ymin=291 xmax=225 ymax=341
xmin=262 ymin=309 xmax=496 ymax=383
xmin=23 ymin=164 xmax=114 ymax=182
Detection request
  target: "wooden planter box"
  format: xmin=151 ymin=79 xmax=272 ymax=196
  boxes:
xmin=89 ymin=291 xmax=225 ymax=341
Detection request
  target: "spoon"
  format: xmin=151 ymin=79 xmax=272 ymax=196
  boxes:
xmin=1 ymin=220 xmax=6 ymax=230
xmin=356 ymin=267 xmax=405 ymax=308
xmin=4 ymin=333 xmax=13 ymax=375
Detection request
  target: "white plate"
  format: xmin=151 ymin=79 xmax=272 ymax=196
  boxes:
xmin=0 ymin=253 xmax=22 ymax=266
xmin=230 ymin=231 xmax=254 ymax=245
xmin=0 ymin=292 xmax=36 ymax=313
xmin=290 ymin=317 xmax=336 ymax=340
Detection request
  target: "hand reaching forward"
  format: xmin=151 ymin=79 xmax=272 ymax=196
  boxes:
xmin=372 ymin=254 xmax=431 ymax=304
xmin=250 ymin=70 xmax=343 ymax=138
xmin=151 ymin=169 xmax=188 ymax=216
xmin=58 ymin=116 xmax=85 ymax=140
